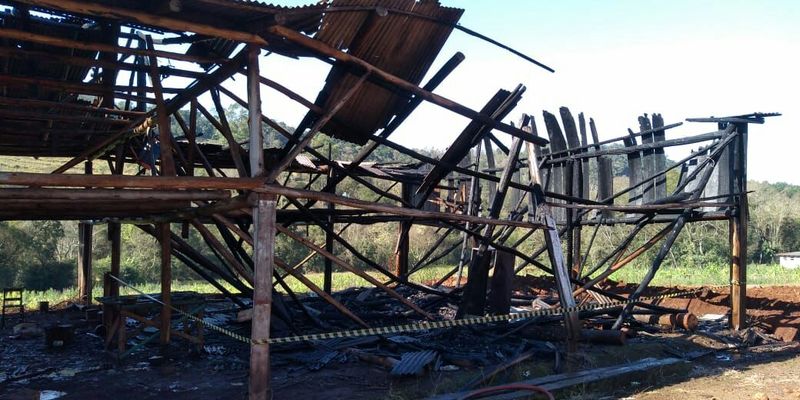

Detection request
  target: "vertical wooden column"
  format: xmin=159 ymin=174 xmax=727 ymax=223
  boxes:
xmin=730 ymin=123 xmax=748 ymax=330
xmin=249 ymin=194 xmax=276 ymax=400
xmin=159 ymin=223 xmax=172 ymax=345
xmin=246 ymin=44 xmax=275 ymax=400
xmin=324 ymin=168 xmax=335 ymax=293
xmin=77 ymin=222 xmax=93 ymax=305
xmin=393 ymin=183 xmax=412 ymax=279
xmin=77 ymin=160 xmax=93 ymax=305
xmin=247 ymin=45 xmax=264 ymax=177
xmin=108 ymin=223 xmax=121 ymax=298
xmin=108 ymin=146 xmax=124 ymax=298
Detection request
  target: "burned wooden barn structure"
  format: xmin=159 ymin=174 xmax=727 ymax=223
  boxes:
xmin=0 ymin=0 xmax=778 ymax=398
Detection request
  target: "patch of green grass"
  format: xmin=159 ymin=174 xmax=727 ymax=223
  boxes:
xmin=19 ymin=265 xmax=457 ymax=310
xmin=19 ymin=264 xmax=799 ymax=310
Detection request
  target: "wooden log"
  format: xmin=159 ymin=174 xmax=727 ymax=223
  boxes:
xmin=634 ymin=313 xmax=698 ymax=331
xmin=265 ymin=25 xmax=548 ymax=147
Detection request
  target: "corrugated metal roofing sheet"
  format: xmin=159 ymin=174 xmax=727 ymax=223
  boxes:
xmin=304 ymin=0 xmax=463 ymax=145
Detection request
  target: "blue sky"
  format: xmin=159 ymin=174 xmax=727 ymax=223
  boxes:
xmin=227 ymin=1 xmax=799 ymax=184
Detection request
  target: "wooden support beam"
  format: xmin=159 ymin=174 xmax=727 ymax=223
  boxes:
xmin=77 ymin=221 xmax=93 ymax=305
xmin=264 ymin=73 xmax=369 ymax=182
xmin=0 ymin=27 xmax=217 ymax=65
xmin=247 ymin=45 xmax=264 ymax=178
xmin=393 ymin=183 xmax=412 ymax=279
xmin=15 ymin=0 xmax=269 ymax=46
xmin=0 ymin=172 xmax=542 ymax=229
xmin=249 ymin=194 xmax=276 ymax=400
xmin=52 ymin=49 xmax=247 ymax=174
xmin=730 ymin=123 xmax=748 ymax=330
xmin=0 ymin=47 xmax=204 ymax=80
xmin=159 ymin=223 xmax=172 ymax=345
xmin=145 ymin=35 xmax=176 ymax=177
xmin=265 ymin=25 xmax=547 ymax=147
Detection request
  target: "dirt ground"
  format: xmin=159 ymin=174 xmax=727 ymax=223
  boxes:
xmin=1 ymin=282 xmax=799 ymax=400
xmin=630 ymin=345 xmax=800 ymax=400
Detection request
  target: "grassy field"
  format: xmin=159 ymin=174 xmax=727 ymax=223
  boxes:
xmin=17 ymin=263 xmax=800 ymax=310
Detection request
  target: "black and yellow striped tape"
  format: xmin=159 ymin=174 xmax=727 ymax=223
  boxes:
xmin=108 ymin=275 xmax=713 ymax=346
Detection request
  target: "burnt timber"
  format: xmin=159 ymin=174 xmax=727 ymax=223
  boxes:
xmin=0 ymin=1 xmax=779 ymax=398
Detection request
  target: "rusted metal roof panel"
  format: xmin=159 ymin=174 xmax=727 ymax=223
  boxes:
xmin=306 ymin=0 xmax=463 ymax=145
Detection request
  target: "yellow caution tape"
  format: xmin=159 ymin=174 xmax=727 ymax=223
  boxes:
xmin=108 ymin=275 xmax=717 ymax=346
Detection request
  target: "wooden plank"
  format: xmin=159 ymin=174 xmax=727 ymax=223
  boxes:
xmin=639 ymin=115 xmax=656 ymax=203
xmin=624 ymin=130 xmax=642 ymax=205
xmin=249 ymin=194 xmax=276 ymax=400
xmin=486 ymin=250 xmax=514 ymax=315
xmin=543 ymin=111 xmax=567 ymax=221
xmin=590 ymin=118 xmax=613 ymax=218
xmin=652 ymin=113 xmax=667 ymax=198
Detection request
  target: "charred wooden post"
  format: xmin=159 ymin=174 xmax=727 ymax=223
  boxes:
xmin=77 ymin=221 xmax=93 ymax=305
xmin=459 ymin=137 xmax=523 ymax=317
xmin=159 ymin=223 xmax=172 ymax=345
xmin=77 ymin=161 xmax=93 ymax=305
xmin=393 ymin=183 xmax=413 ymax=279
xmin=730 ymin=123 xmax=748 ymax=330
